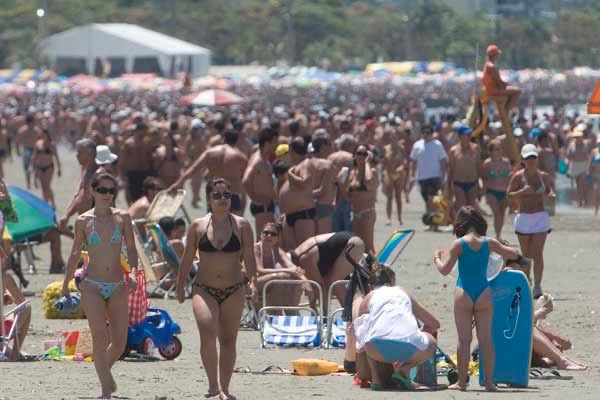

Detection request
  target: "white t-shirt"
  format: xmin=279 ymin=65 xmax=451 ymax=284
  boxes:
xmin=410 ymin=139 xmax=447 ymax=181
xmin=354 ymin=286 xmax=427 ymax=351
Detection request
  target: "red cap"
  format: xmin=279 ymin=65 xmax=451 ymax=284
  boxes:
xmin=487 ymin=44 xmax=501 ymax=56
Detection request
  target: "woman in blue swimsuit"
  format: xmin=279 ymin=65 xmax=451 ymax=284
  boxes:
xmin=434 ymin=206 xmax=518 ymax=392
xmin=482 ymin=139 xmax=511 ymax=239
xmin=62 ymin=173 xmax=138 ymax=400
xmin=176 ymin=178 xmax=257 ymax=400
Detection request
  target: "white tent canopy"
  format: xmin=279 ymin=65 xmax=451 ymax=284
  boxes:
xmin=41 ymin=23 xmax=211 ymax=77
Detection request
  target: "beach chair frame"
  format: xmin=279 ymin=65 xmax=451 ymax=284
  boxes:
xmin=325 ymin=279 xmax=349 ymax=349
xmin=146 ymin=223 xmax=197 ymax=299
xmin=0 ymin=299 xmax=31 ymax=360
xmin=258 ymin=279 xmax=323 ymax=348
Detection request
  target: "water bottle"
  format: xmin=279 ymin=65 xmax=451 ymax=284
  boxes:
xmin=54 ymin=293 xmax=81 ymax=314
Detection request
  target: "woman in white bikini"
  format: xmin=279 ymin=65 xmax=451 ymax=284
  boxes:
xmin=62 ymin=173 xmax=138 ymax=399
xmin=508 ymin=144 xmax=555 ymax=298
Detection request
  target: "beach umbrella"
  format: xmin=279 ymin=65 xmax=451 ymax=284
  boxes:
xmin=181 ymin=89 xmax=244 ymax=106
xmin=4 ymin=186 xmax=56 ymax=242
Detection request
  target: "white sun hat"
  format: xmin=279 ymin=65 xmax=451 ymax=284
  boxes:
xmin=95 ymin=145 xmax=118 ymax=165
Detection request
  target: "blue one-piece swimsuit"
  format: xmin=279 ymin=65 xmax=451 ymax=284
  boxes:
xmin=457 ymin=237 xmax=490 ymax=303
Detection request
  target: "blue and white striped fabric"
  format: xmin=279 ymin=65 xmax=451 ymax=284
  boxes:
xmin=262 ymin=315 xmax=321 ymax=347
xmin=329 ymin=316 xmax=347 ymax=348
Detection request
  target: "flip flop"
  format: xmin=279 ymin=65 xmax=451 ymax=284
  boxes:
xmin=391 ymin=372 xmax=414 ymax=391
xmin=530 ymin=368 xmax=573 ymax=380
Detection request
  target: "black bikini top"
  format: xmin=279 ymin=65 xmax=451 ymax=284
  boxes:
xmin=197 ymin=215 xmax=241 ymax=253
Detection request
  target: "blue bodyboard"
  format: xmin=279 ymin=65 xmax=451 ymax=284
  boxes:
xmin=479 ymin=270 xmax=533 ymax=387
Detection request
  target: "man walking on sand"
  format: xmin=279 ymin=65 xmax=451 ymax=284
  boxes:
xmin=243 ymin=127 xmax=278 ymax=234
xmin=170 ymin=129 xmax=248 ymax=215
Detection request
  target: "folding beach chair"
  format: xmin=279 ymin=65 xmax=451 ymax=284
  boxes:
xmin=324 ymin=229 xmax=416 ymax=348
xmin=0 ymin=299 xmax=31 ymax=361
xmin=258 ymin=279 xmax=324 ymax=348
xmin=146 ymin=223 xmax=198 ymax=299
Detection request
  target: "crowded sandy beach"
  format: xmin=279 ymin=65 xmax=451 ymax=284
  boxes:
xmin=2 ymin=2 xmax=600 ymax=398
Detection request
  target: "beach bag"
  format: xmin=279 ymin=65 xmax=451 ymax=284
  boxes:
xmin=128 ymin=269 xmax=149 ymax=326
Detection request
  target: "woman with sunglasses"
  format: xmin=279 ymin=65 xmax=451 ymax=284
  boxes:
xmin=62 ymin=173 xmax=138 ymax=399
xmin=482 ymin=139 xmax=511 ymax=239
xmin=176 ymin=177 xmax=257 ymax=400
xmin=508 ymin=144 xmax=555 ymax=299
xmin=254 ymin=222 xmax=308 ymax=309
xmin=347 ymin=144 xmax=378 ymax=254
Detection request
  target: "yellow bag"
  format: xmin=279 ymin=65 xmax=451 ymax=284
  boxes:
xmin=292 ymin=359 xmax=341 ymax=376
xmin=43 ymin=280 xmax=86 ymax=319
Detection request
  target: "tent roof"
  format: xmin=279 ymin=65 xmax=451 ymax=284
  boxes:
xmin=43 ymin=23 xmax=209 ymax=57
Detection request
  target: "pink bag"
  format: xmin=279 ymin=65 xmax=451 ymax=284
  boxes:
xmin=128 ymin=269 xmax=149 ymax=326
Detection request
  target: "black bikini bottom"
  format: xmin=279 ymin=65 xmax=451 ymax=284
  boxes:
xmin=194 ymin=280 xmax=247 ymax=304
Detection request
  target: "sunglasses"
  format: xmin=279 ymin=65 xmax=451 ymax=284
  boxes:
xmin=95 ymin=186 xmax=117 ymax=195
xmin=262 ymin=230 xmax=278 ymax=237
xmin=355 ymin=151 xmax=368 ymax=157
xmin=524 ymin=155 xmax=538 ymax=160
xmin=211 ymin=191 xmax=232 ymax=200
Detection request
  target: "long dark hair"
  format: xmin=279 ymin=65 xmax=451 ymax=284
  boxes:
xmin=453 ymin=206 xmax=487 ymax=238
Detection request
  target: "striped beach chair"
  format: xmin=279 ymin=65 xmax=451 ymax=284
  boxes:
xmin=258 ymin=279 xmax=323 ymax=348
xmin=261 ymin=315 xmax=321 ymax=347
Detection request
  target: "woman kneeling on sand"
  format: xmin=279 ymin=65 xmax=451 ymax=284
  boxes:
xmin=62 ymin=173 xmax=138 ymax=399
xmin=353 ymin=266 xmax=440 ymax=391
xmin=176 ymin=178 xmax=257 ymax=400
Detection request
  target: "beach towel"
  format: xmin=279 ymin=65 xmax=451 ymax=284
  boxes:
xmin=128 ymin=269 xmax=149 ymax=326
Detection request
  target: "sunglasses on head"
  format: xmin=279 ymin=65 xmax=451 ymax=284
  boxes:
xmin=355 ymin=151 xmax=368 ymax=157
xmin=262 ymin=230 xmax=278 ymax=237
xmin=95 ymin=186 xmax=117 ymax=195
xmin=211 ymin=191 xmax=232 ymax=200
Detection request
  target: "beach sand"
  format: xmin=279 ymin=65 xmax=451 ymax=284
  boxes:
xmin=1 ymin=144 xmax=598 ymax=400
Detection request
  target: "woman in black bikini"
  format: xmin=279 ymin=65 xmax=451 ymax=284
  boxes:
xmin=347 ymin=144 xmax=377 ymax=254
xmin=30 ymin=129 xmax=61 ymax=207
xmin=289 ymin=231 xmax=365 ymax=315
xmin=176 ymin=178 xmax=257 ymax=400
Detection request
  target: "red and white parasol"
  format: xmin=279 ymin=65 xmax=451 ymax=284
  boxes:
xmin=181 ymin=89 xmax=244 ymax=106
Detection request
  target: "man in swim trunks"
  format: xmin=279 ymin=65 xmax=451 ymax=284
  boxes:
xmin=15 ymin=114 xmax=42 ymax=189
xmin=310 ymin=129 xmax=337 ymax=234
xmin=329 ymin=134 xmax=356 ymax=232
xmin=120 ymin=123 xmax=156 ymax=204
xmin=243 ymin=127 xmax=278 ymax=234
xmin=278 ymin=137 xmax=317 ymax=249
xmin=171 ymin=129 xmax=248 ymax=215
xmin=482 ymin=44 xmax=521 ymax=112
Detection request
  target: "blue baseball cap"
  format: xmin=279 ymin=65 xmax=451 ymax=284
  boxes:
xmin=529 ymin=128 xmax=541 ymax=139
xmin=457 ymin=125 xmax=473 ymax=135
